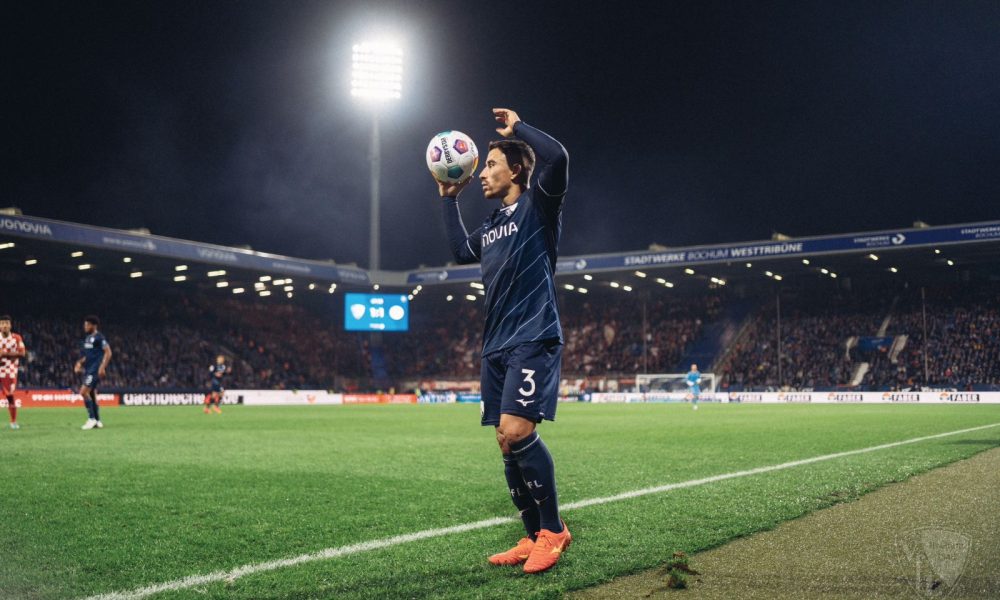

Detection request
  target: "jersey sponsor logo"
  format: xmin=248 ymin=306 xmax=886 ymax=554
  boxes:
xmin=482 ymin=222 xmax=519 ymax=248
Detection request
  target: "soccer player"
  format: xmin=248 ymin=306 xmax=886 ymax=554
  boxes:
xmin=74 ymin=315 xmax=112 ymax=430
xmin=205 ymin=355 xmax=227 ymax=414
xmin=438 ymin=108 xmax=570 ymax=574
xmin=686 ymin=363 xmax=702 ymax=410
xmin=0 ymin=315 xmax=26 ymax=430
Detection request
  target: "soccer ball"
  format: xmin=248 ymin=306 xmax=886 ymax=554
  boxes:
xmin=426 ymin=131 xmax=479 ymax=183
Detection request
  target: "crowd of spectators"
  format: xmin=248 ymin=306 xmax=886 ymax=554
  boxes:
xmin=719 ymin=285 xmax=1000 ymax=390
xmin=865 ymin=288 xmax=1000 ymax=389
xmin=7 ymin=274 xmax=997 ymax=391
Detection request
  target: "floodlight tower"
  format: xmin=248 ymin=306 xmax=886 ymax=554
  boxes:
xmin=351 ymin=41 xmax=403 ymax=273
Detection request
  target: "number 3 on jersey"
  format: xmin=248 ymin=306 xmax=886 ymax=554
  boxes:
xmin=519 ymin=368 xmax=536 ymax=397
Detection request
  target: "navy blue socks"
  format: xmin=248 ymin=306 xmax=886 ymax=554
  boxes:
xmin=509 ymin=432 xmax=563 ymax=534
xmin=503 ymin=454 xmax=541 ymax=540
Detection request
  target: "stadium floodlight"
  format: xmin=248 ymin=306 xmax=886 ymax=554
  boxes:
xmin=664 ymin=281 xmax=674 ymax=288
xmin=829 ymin=272 xmax=838 ymax=278
xmin=173 ymin=275 xmax=186 ymax=282
xmin=578 ymin=287 xmax=588 ymax=294
xmin=232 ymin=287 xmax=245 ymax=294
xmin=352 ymin=40 xmax=403 ymax=272
xmin=465 ymin=294 xmax=477 ymax=301
xmin=934 ymin=248 xmax=941 ymax=254
xmin=283 ymin=286 xmax=293 ymax=292
xmin=622 ymin=285 xmax=633 ymax=292
xmin=24 ymin=258 xmax=37 ymax=266
xmin=446 ymin=295 xmax=454 ymax=301
xmin=260 ymin=290 xmax=272 ymax=297
xmin=890 ymin=267 xmax=899 ymax=273
xmin=470 ymin=282 xmax=485 ymax=290
xmin=946 ymin=259 xmax=955 ymax=266
xmin=351 ymin=42 xmax=403 ymax=101
xmin=0 ymin=242 xmax=15 ymax=250
xmin=868 ymin=254 xmax=879 ymax=261
xmin=175 ymin=265 xmax=188 ymax=272
xmin=207 ymin=270 xmax=226 ymax=277
xmin=634 ymin=271 xmax=646 ymax=278
xmin=123 ymin=257 xmax=132 ymax=263
xmin=746 ymin=262 xmax=752 ymax=268
xmin=217 ymin=281 xmax=229 ymax=288
xmin=610 ymin=281 xmax=620 ymax=288
xmin=259 ymin=275 xmax=272 ymax=282
xmin=130 ymin=271 xmax=142 ymax=278
xmin=583 ymin=274 xmax=593 ymax=281
xmin=684 ymin=268 xmax=695 ymax=275
xmin=408 ymin=294 xmax=414 ymax=300
xmin=309 ymin=283 xmax=316 ymax=290
xmin=802 ymin=259 xmax=810 ymax=265
xmin=287 ymin=292 xmax=294 ymax=299
xmin=773 ymin=274 xmax=783 ymax=281
xmin=78 ymin=264 xmax=92 ymax=271
xmin=373 ymin=284 xmax=380 ymax=290
xmin=765 ymin=271 xmax=773 ymax=277
xmin=70 ymin=250 xmax=83 ymax=257
xmin=564 ymin=284 xmax=575 ymax=291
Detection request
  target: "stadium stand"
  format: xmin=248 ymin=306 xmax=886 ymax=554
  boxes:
xmin=4 ymin=270 xmax=998 ymax=392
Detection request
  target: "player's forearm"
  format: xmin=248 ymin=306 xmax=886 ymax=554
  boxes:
xmin=513 ymin=122 xmax=568 ymax=194
xmin=441 ymin=197 xmax=480 ymax=265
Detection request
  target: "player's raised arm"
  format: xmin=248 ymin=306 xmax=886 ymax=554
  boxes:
xmin=494 ymin=108 xmax=568 ymax=198
xmin=438 ymin=177 xmax=483 ymax=265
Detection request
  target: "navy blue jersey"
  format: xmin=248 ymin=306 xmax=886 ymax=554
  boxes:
xmin=210 ymin=363 xmax=227 ymax=379
xmin=81 ymin=332 xmax=109 ymax=374
xmin=443 ymin=122 xmax=568 ymax=356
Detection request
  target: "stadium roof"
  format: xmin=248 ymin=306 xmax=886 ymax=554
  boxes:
xmin=2 ymin=212 xmax=999 ymax=294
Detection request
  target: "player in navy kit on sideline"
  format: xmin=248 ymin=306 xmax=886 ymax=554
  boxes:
xmin=438 ymin=108 xmax=570 ymax=574
xmin=74 ymin=315 xmax=112 ymax=430
xmin=205 ymin=355 xmax=227 ymax=414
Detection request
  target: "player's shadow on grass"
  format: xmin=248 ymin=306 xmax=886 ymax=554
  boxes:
xmin=947 ymin=439 xmax=1000 ymax=446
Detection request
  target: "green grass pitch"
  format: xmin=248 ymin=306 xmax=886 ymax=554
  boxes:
xmin=2 ymin=403 xmax=999 ymax=599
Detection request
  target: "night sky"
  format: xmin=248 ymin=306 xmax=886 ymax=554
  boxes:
xmin=5 ymin=1 xmax=999 ymax=270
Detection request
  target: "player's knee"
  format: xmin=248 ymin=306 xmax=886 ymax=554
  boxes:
xmin=496 ymin=422 xmax=533 ymax=452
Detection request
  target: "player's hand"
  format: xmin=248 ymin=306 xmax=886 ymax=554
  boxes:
xmin=98 ymin=366 xmax=107 ymax=378
xmin=74 ymin=363 xmax=82 ymax=374
xmin=437 ymin=175 xmax=473 ymax=198
xmin=492 ymin=108 xmax=521 ymax=138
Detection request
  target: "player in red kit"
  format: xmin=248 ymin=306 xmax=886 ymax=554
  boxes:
xmin=0 ymin=315 xmax=26 ymax=430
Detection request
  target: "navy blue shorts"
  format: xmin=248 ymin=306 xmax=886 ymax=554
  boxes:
xmin=211 ymin=379 xmax=224 ymax=393
xmin=83 ymin=372 xmax=100 ymax=390
xmin=480 ymin=339 xmax=562 ymax=427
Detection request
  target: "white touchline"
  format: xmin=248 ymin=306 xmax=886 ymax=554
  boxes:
xmin=84 ymin=421 xmax=1000 ymax=600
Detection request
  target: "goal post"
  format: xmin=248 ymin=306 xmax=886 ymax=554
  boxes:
xmin=633 ymin=373 xmax=720 ymax=402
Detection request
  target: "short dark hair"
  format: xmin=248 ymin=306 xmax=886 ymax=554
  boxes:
xmin=0 ymin=315 xmax=10 ymax=322
xmin=84 ymin=315 xmax=100 ymax=326
xmin=488 ymin=139 xmax=535 ymax=188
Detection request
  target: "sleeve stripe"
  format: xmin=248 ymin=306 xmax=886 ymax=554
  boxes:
xmin=537 ymin=180 xmax=566 ymax=197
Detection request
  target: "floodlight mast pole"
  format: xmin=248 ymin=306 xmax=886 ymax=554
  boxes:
xmin=369 ymin=112 xmax=380 ymax=272
xmin=352 ymin=41 xmax=401 ymax=273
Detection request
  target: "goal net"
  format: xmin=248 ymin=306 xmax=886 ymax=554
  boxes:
xmin=633 ymin=372 xmax=719 ymax=402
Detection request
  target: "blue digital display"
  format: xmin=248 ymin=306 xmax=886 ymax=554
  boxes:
xmin=344 ymin=293 xmax=410 ymax=332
